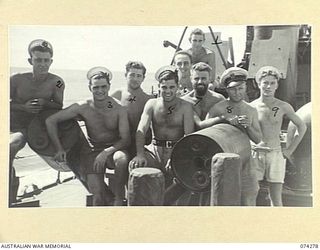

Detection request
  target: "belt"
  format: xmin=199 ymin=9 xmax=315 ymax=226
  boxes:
xmin=152 ymin=139 xmax=177 ymax=148
xmin=87 ymin=139 xmax=114 ymax=151
xmin=251 ymin=145 xmax=282 ymax=152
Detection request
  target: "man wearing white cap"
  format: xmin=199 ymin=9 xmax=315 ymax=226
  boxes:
xmin=182 ymin=62 xmax=225 ymax=130
xmin=251 ymin=66 xmax=306 ymax=206
xmin=46 ymin=67 xmax=131 ymax=206
xmin=10 ymin=39 xmax=65 ymax=204
xmin=129 ymin=66 xmax=194 ymax=184
xmin=204 ymin=67 xmax=262 ymax=206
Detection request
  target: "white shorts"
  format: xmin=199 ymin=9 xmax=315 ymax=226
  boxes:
xmin=252 ymin=147 xmax=286 ymax=183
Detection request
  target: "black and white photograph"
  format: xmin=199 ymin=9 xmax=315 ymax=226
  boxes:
xmin=9 ymin=24 xmax=312 ymax=208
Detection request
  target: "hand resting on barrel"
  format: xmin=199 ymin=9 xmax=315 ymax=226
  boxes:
xmin=226 ymin=115 xmax=239 ymax=126
xmin=129 ymin=154 xmax=148 ymax=171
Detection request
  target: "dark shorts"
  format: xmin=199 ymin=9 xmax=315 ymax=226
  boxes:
xmin=79 ymin=142 xmax=116 ymax=175
xmin=79 ymin=140 xmax=129 ymax=176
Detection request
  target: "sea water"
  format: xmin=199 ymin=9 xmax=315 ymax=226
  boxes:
xmin=9 ymin=67 xmax=158 ymax=190
xmin=10 ymin=67 xmax=158 ymax=108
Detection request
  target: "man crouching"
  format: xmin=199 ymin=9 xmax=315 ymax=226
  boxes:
xmin=46 ymin=67 xmax=130 ymax=206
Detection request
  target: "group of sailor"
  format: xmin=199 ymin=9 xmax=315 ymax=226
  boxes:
xmin=10 ymin=28 xmax=307 ymax=206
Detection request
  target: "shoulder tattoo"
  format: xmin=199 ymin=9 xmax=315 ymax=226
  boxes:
xmin=56 ymin=80 xmax=64 ymax=88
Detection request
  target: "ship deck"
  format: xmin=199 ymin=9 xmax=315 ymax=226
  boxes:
xmin=12 ymin=144 xmax=312 ymax=207
xmin=13 ymin=144 xmax=90 ymax=208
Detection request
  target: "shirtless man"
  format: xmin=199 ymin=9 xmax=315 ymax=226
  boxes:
xmin=187 ymin=28 xmax=216 ymax=83
xmin=250 ymin=66 xmax=306 ymax=206
xmin=206 ymin=67 xmax=262 ymax=205
xmin=182 ymin=62 xmax=225 ymax=130
xmin=111 ymin=61 xmax=153 ymax=156
xmin=173 ymin=50 xmax=193 ymax=95
xmin=10 ymin=39 xmax=64 ymax=204
xmin=46 ymin=67 xmax=130 ymax=206
xmin=129 ymin=66 xmax=194 ymax=190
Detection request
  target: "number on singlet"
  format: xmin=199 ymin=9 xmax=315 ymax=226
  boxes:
xmin=107 ymin=101 xmax=113 ymax=108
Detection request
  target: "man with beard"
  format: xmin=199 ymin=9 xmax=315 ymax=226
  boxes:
xmin=46 ymin=67 xmax=131 ymax=206
xmin=173 ymin=50 xmax=193 ymax=96
xmin=111 ymin=61 xmax=153 ymax=157
xmin=205 ymin=67 xmax=262 ymax=205
xmin=250 ymin=66 xmax=306 ymax=206
xmin=129 ymin=66 xmax=194 ymax=187
xmin=187 ymin=28 xmax=216 ymax=83
xmin=10 ymin=39 xmax=65 ymax=204
xmin=182 ymin=62 xmax=225 ymax=130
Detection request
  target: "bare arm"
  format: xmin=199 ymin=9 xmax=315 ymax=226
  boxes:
xmin=10 ymin=76 xmax=25 ymax=112
xmin=183 ymin=103 xmax=195 ymax=135
xmin=194 ymin=105 xmax=225 ymax=129
xmin=284 ymin=104 xmax=307 ymax=156
xmin=104 ymin=107 xmax=131 ymax=156
xmin=44 ymin=78 xmax=65 ymax=110
xmin=45 ymin=104 xmax=81 ymax=156
xmin=243 ymin=109 xmax=262 ymax=144
xmin=136 ymin=100 xmax=154 ymax=156
xmin=10 ymin=75 xmax=38 ymax=113
xmin=129 ymin=99 xmax=154 ymax=169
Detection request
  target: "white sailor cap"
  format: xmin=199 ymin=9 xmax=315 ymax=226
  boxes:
xmin=220 ymin=67 xmax=248 ymax=88
xmin=87 ymin=66 xmax=113 ymax=83
xmin=155 ymin=65 xmax=178 ymax=82
xmin=255 ymin=66 xmax=282 ymax=83
xmin=28 ymin=39 xmax=53 ymax=56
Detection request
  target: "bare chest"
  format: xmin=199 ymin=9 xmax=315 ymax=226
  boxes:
xmin=82 ymin=106 xmax=119 ymax=130
xmin=121 ymin=92 xmax=147 ymax=114
xmin=192 ymin=51 xmax=209 ymax=64
xmin=153 ymin=104 xmax=183 ymax=126
xmin=15 ymin=81 xmax=54 ymax=101
xmin=193 ymin=98 xmax=216 ymax=120
xmin=222 ymin=104 xmax=248 ymax=117
xmin=256 ymin=104 xmax=284 ymax=125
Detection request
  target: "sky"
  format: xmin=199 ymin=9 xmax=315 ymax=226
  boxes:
xmin=9 ymin=25 xmax=247 ymax=73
